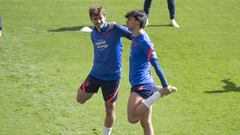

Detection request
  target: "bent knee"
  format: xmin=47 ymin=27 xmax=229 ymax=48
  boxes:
xmin=76 ymin=88 xmax=87 ymax=104
xmin=105 ymin=103 xmax=115 ymax=113
xmin=76 ymin=97 xmax=85 ymax=104
xmin=76 ymin=94 xmax=86 ymax=104
xmin=105 ymin=102 xmax=115 ymax=108
xmin=128 ymin=117 xmax=139 ymax=124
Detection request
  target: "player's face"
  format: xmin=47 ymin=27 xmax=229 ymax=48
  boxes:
xmin=91 ymin=14 xmax=106 ymax=30
xmin=126 ymin=17 xmax=137 ymax=31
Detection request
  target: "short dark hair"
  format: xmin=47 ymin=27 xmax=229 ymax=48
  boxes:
xmin=125 ymin=9 xmax=147 ymax=28
xmin=89 ymin=4 xmax=106 ymax=18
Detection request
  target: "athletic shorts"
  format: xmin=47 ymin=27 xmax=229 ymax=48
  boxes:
xmin=131 ymin=83 xmax=155 ymax=99
xmin=80 ymin=74 xmax=120 ymax=104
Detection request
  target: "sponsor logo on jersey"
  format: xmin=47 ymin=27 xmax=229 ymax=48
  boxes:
xmin=96 ymin=39 xmax=108 ymax=51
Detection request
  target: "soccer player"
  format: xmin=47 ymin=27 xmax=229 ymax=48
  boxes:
xmin=144 ymin=0 xmax=180 ymax=28
xmin=76 ymin=4 xmax=131 ymax=135
xmin=125 ymin=9 xmax=176 ymax=134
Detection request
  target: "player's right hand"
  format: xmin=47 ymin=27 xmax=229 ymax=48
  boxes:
xmin=109 ymin=21 xmax=116 ymax=29
xmin=162 ymin=86 xmax=177 ymax=96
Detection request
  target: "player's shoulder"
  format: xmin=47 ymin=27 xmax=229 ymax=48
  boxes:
xmin=111 ymin=22 xmax=127 ymax=30
xmin=91 ymin=27 xmax=101 ymax=35
xmin=90 ymin=29 xmax=95 ymax=36
xmin=138 ymin=32 xmax=148 ymax=41
xmin=140 ymin=33 xmax=153 ymax=46
xmin=142 ymin=32 xmax=151 ymax=40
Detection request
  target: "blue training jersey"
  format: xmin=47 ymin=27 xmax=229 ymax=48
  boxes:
xmin=90 ymin=22 xmax=131 ymax=80
xmin=129 ymin=32 xmax=168 ymax=87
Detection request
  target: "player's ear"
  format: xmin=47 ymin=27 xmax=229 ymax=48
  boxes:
xmin=136 ymin=20 xmax=141 ymax=27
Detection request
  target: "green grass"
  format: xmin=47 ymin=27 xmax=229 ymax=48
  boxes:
xmin=1 ymin=0 xmax=240 ymax=134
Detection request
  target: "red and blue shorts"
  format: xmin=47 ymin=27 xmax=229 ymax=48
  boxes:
xmin=81 ymin=74 xmax=120 ymax=104
xmin=131 ymin=83 xmax=155 ymax=99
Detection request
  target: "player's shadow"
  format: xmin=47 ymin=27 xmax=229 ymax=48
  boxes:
xmin=147 ymin=24 xmax=172 ymax=27
xmin=204 ymin=79 xmax=240 ymax=94
xmin=122 ymin=24 xmax=171 ymax=28
xmin=48 ymin=24 xmax=170 ymax=32
xmin=48 ymin=25 xmax=92 ymax=32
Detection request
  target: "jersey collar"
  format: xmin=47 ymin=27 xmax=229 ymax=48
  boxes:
xmin=94 ymin=22 xmax=110 ymax=33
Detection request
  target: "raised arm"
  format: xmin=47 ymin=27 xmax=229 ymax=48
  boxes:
xmin=108 ymin=22 xmax=132 ymax=40
xmin=114 ymin=23 xmax=132 ymax=40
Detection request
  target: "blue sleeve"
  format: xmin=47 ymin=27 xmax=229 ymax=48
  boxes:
xmin=113 ymin=23 xmax=132 ymax=40
xmin=141 ymin=41 xmax=168 ymax=87
xmin=150 ymin=53 xmax=168 ymax=87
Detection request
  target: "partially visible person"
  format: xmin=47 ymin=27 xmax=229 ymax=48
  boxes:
xmin=76 ymin=4 xmax=131 ymax=135
xmin=125 ymin=9 xmax=176 ymax=135
xmin=144 ymin=0 xmax=180 ymax=28
xmin=0 ymin=16 xmax=2 ymax=36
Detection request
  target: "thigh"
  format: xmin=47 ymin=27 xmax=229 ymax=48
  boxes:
xmin=80 ymin=74 xmax=100 ymax=93
xmin=77 ymin=74 xmax=100 ymax=102
xmin=128 ymin=83 xmax=154 ymax=120
xmin=127 ymin=92 xmax=144 ymax=118
xmin=101 ymin=80 xmax=120 ymax=104
xmin=76 ymin=89 xmax=94 ymax=103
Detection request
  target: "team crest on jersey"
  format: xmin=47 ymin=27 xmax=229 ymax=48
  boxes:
xmin=133 ymin=41 xmax=138 ymax=47
xmin=96 ymin=39 xmax=109 ymax=51
xmin=104 ymin=31 xmax=110 ymax=37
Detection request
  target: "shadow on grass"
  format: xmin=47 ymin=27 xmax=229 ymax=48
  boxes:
xmin=47 ymin=24 xmax=171 ymax=32
xmin=122 ymin=24 xmax=172 ymax=27
xmin=147 ymin=24 xmax=172 ymax=27
xmin=204 ymin=79 xmax=240 ymax=94
xmin=48 ymin=25 xmax=93 ymax=32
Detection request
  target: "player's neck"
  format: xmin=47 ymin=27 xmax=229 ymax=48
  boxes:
xmin=96 ymin=25 xmax=103 ymax=32
xmin=132 ymin=28 xmax=145 ymax=37
xmin=95 ymin=22 xmax=106 ymax=32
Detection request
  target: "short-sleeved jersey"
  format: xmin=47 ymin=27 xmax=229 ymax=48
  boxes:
xmin=90 ymin=22 xmax=131 ymax=80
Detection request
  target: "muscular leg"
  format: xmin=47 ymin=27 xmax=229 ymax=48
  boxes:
xmin=127 ymin=92 xmax=154 ymax=134
xmin=76 ymin=87 xmax=94 ymax=104
xmin=128 ymin=86 xmax=176 ymax=123
xmin=127 ymin=92 xmax=149 ymax=123
xmin=140 ymin=107 xmax=154 ymax=135
xmin=104 ymin=102 xmax=115 ymax=128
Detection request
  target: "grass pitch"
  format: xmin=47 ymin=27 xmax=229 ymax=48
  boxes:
xmin=0 ymin=0 xmax=240 ymax=134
